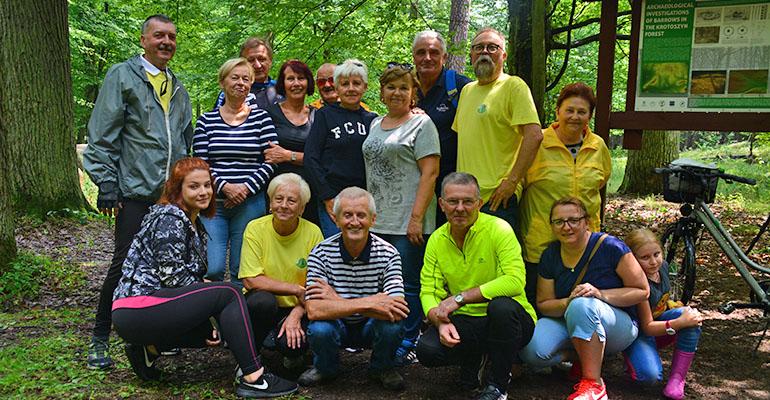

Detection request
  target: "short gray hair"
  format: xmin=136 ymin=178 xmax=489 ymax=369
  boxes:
xmin=333 ymin=187 xmax=376 ymax=217
xmin=334 ymin=59 xmax=368 ymax=84
xmin=267 ymin=173 xmax=311 ymax=207
xmin=412 ymin=30 xmax=447 ymax=54
xmin=142 ymin=14 xmax=173 ymax=34
xmin=441 ymin=172 xmax=481 ymax=198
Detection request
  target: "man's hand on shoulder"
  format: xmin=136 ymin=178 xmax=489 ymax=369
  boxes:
xmin=363 ymin=293 xmax=409 ymax=322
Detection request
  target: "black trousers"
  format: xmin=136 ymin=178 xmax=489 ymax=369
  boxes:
xmin=112 ymin=282 xmax=263 ymax=375
xmin=246 ymin=290 xmax=309 ymax=358
xmin=416 ymin=297 xmax=535 ymax=390
xmin=93 ymin=199 xmax=154 ymax=338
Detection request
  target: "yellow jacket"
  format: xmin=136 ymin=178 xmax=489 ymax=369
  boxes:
xmin=519 ymin=123 xmax=611 ymax=263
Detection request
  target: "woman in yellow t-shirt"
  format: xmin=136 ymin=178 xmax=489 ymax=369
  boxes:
xmin=519 ymin=83 xmax=611 ymax=307
xmin=239 ymin=173 xmax=323 ymax=372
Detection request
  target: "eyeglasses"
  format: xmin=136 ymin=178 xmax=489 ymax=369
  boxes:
xmin=471 ymin=43 xmax=501 ymax=54
xmin=386 ymin=62 xmax=413 ymax=71
xmin=316 ymin=77 xmax=334 ymax=86
xmin=160 ymin=73 xmax=169 ymax=96
xmin=550 ymin=216 xmax=586 ymax=228
xmin=443 ymin=198 xmax=478 ymax=208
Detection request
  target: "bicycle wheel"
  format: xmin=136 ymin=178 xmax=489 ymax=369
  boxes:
xmin=661 ymin=225 xmax=697 ymax=304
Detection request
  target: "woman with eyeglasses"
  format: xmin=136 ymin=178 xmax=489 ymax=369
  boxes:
xmin=520 ymin=197 xmax=648 ymax=400
xmin=362 ymin=63 xmax=440 ymax=365
xmin=518 ymin=82 xmax=611 ymax=307
xmin=192 ymin=58 xmax=278 ymax=284
xmin=263 ymin=60 xmax=319 ymax=225
xmin=304 ymin=59 xmax=377 ymax=237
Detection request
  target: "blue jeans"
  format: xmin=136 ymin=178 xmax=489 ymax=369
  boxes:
xmin=622 ymin=307 xmax=702 ymax=382
xmin=201 ymin=195 xmax=266 ymax=284
xmin=307 ymin=318 xmax=404 ymax=375
xmin=520 ymin=297 xmax=639 ymax=369
xmin=481 ymin=195 xmax=519 ymax=232
xmin=317 ymin=203 xmax=340 ymax=238
xmin=377 ymin=233 xmax=426 ymax=342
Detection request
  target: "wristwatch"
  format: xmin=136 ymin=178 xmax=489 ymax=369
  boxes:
xmin=290 ymin=151 xmax=297 ymax=162
xmin=665 ymin=320 xmax=676 ymax=335
xmin=453 ymin=293 xmax=465 ymax=306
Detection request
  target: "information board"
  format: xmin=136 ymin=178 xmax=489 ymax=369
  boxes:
xmin=636 ymin=0 xmax=770 ymax=112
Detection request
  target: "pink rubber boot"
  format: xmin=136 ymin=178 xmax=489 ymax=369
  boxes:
xmin=663 ymin=350 xmax=695 ymax=399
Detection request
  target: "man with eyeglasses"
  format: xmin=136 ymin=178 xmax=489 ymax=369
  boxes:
xmin=309 ymin=63 xmax=371 ymax=111
xmin=411 ymin=30 xmax=472 ymax=227
xmin=417 ymin=172 xmax=536 ymax=400
xmin=213 ymin=37 xmax=281 ymax=110
xmin=83 ymin=14 xmax=193 ymax=370
xmin=452 ymin=28 xmax=542 ymax=233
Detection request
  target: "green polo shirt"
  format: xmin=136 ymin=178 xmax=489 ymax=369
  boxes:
xmin=420 ymin=212 xmax=537 ymax=323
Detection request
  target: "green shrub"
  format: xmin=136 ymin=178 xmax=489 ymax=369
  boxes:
xmin=0 ymin=252 xmax=84 ymax=309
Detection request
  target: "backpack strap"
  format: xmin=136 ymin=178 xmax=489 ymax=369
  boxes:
xmin=445 ymin=69 xmax=458 ymax=108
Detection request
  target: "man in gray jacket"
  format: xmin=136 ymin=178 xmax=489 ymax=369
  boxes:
xmin=83 ymin=14 xmax=193 ymax=369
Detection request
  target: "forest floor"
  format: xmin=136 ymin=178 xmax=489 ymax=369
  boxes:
xmin=1 ymin=194 xmax=769 ymax=399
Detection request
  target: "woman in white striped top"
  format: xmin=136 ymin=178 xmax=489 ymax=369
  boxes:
xmin=193 ymin=58 xmax=278 ymax=284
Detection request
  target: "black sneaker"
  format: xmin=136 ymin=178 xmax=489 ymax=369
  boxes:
xmin=368 ymin=368 xmax=405 ymax=391
xmin=87 ymin=336 xmax=114 ymax=370
xmin=477 ymin=384 xmax=508 ymax=400
xmin=124 ymin=343 xmax=161 ymax=381
xmin=236 ymin=372 xmax=298 ymax=398
xmin=159 ymin=347 xmax=182 ymax=356
xmin=297 ymin=367 xmax=336 ymax=386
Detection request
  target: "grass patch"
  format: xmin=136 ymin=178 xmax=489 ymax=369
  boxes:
xmin=0 ymin=252 xmax=85 ymax=309
xmin=608 ymin=148 xmax=627 ymax=194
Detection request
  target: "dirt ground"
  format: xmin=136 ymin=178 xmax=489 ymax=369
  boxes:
xmin=8 ymin=195 xmax=770 ymax=399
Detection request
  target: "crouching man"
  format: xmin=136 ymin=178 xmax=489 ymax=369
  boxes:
xmin=417 ymin=173 xmax=537 ymax=400
xmin=298 ymin=187 xmax=408 ymax=390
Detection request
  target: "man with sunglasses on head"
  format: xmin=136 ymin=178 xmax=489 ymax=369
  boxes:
xmin=309 ymin=63 xmax=371 ymax=111
xmin=452 ymin=28 xmax=542 ymax=233
xmin=417 ymin=172 xmax=536 ymax=400
xmin=83 ymin=14 xmax=193 ymax=370
xmin=411 ymin=30 xmax=472 ymax=227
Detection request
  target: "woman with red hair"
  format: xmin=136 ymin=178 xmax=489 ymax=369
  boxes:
xmin=111 ymin=157 xmax=297 ymax=398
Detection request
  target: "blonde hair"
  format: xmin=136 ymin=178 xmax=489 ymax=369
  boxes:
xmin=218 ymin=58 xmax=254 ymax=84
xmin=267 ymin=173 xmax=311 ymax=207
xmin=626 ymin=228 xmax=661 ymax=255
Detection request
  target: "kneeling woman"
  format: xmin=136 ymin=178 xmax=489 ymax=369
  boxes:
xmin=239 ymin=173 xmax=323 ymax=369
xmin=111 ymin=158 xmax=297 ymax=399
xmin=520 ymin=197 xmax=649 ymax=400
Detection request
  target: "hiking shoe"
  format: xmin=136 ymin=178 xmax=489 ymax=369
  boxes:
xmin=298 ymin=367 xmax=336 ymax=386
xmin=368 ymin=368 xmax=405 ymax=391
xmin=124 ymin=343 xmax=161 ymax=381
xmin=567 ymin=379 xmax=607 ymax=400
xmin=458 ymin=354 xmax=487 ymax=390
xmin=394 ymin=339 xmax=418 ymax=366
xmin=87 ymin=336 xmax=113 ymax=370
xmin=282 ymin=355 xmax=305 ymax=371
xmin=477 ymin=384 xmax=508 ymax=400
xmin=235 ymin=372 xmax=298 ymax=398
xmin=159 ymin=347 xmax=182 ymax=356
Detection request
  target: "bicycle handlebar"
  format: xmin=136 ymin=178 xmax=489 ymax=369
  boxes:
xmin=654 ymin=167 xmax=756 ymax=186
xmin=715 ymin=172 xmax=756 ymax=185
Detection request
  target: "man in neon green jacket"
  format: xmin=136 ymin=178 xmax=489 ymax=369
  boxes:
xmin=417 ymin=172 xmax=537 ymax=400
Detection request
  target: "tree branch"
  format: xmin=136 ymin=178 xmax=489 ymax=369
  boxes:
xmin=306 ymin=0 xmax=369 ymax=60
xmin=546 ymin=0 xmax=577 ymax=92
xmin=550 ymin=33 xmax=630 ymax=50
xmin=551 ymin=10 xmax=632 ymax=35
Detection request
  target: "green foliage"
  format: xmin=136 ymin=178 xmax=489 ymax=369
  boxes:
xmin=0 ymin=252 xmax=85 ymax=309
xmin=607 ymin=148 xmax=627 ymax=193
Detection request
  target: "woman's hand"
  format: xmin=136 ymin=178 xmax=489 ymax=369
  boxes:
xmin=677 ymin=306 xmax=703 ymax=328
xmin=222 ymin=183 xmax=249 ymax=208
xmin=205 ymin=329 xmax=221 ymax=347
xmin=570 ymin=282 xmax=604 ymax=301
xmin=278 ymin=312 xmax=305 ymax=349
xmin=264 ymin=141 xmax=290 ymax=164
xmin=406 ymin=217 xmax=424 ymax=246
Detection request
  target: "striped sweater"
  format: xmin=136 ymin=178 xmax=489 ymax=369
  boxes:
xmin=305 ymin=232 xmax=404 ymax=323
xmin=192 ymin=107 xmax=277 ymax=196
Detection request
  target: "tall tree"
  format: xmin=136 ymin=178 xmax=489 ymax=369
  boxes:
xmin=507 ymin=0 xmax=547 ymax=121
xmin=619 ymin=130 xmax=681 ymax=195
xmin=447 ymin=0 xmax=470 ymax=72
xmin=0 ymin=1 xmax=86 ymax=216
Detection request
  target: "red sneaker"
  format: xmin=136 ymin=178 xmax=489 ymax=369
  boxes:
xmin=567 ymin=378 xmax=607 ymax=400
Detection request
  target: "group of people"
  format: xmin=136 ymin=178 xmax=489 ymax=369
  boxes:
xmin=82 ymin=13 xmax=704 ymax=400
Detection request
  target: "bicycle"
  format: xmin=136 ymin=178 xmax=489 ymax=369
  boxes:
xmin=654 ymin=159 xmax=770 ymax=319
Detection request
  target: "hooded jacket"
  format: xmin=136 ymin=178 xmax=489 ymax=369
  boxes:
xmin=83 ymin=55 xmax=193 ymax=202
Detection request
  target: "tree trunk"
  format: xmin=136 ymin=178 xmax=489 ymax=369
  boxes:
xmin=507 ymin=0 xmax=546 ymax=122
xmin=446 ymin=0 xmax=470 ymax=73
xmin=0 ymin=0 xmax=87 ymax=214
xmin=619 ymin=130 xmax=681 ymax=195
xmin=0 ymin=103 xmax=16 ymax=273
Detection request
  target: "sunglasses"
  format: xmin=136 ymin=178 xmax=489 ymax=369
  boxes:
xmin=386 ymin=61 xmax=413 ymax=71
xmin=316 ymin=77 xmax=334 ymax=86
xmin=160 ymin=73 xmax=169 ymax=96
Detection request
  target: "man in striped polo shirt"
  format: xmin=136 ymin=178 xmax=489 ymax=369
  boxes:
xmin=298 ymin=187 xmax=408 ymax=391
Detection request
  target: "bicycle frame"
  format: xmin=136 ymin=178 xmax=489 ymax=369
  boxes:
xmin=693 ymin=200 xmax=770 ymax=310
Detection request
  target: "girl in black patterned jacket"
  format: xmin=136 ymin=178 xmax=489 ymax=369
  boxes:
xmin=111 ymin=157 xmax=297 ymax=398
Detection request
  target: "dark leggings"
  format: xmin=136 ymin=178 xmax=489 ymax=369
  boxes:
xmin=247 ymin=290 xmax=309 ymax=358
xmin=112 ymin=282 xmax=262 ymax=375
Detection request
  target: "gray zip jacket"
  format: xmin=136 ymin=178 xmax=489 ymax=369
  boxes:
xmin=83 ymin=55 xmax=193 ymax=201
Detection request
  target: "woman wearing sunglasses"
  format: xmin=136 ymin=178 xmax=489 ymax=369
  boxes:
xmin=518 ymin=83 xmax=611 ymax=307
xmin=362 ymin=63 xmax=440 ymax=365
xmin=520 ymin=197 xmax=648 ymax=400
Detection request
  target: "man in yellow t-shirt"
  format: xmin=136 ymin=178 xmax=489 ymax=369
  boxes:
xmin=452 ymin=27 xmax=542 ymax=232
